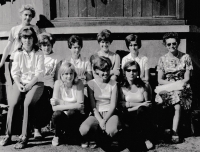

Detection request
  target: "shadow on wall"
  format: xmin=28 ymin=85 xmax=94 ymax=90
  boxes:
xmin=0 ymin=0 xmax=15 ymax=5
xmin=36 ymin=15 xmax=54 ymax=29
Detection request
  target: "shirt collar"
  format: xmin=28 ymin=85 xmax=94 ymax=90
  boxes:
xmin=71 ymin=55 xmax=82 ymax=64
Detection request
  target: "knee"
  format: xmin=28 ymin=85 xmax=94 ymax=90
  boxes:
xmin=52 ymin=111 xmax=62 ymax=122
xmin=106 ymin=124 xmax=119 ymax=137
xmin=79 ymin=123 xmax=90 ymax=136
xmin=137 ymin=106 xmax=147 ymax=115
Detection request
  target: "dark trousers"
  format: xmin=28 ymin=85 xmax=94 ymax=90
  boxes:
xmin=52 ymin=110 xmax=85 ymax=141
xmin=34 ymin=86 xmax=53 ymax=129
xmin=119 ymin=106 xmax=156 ymax=151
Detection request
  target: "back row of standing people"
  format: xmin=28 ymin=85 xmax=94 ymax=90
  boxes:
xmin=0 ymin=4 xmax=193 ymax=151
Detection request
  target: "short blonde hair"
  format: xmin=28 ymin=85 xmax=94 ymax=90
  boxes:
xmin=58 ymin=60 xmax=77 ymax=85
xmin=19 ymin=4 xmax=36 ymax=18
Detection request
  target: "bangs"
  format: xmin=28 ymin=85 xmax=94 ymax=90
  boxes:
xmin=21 ymin=29 xmax=34 ymax=36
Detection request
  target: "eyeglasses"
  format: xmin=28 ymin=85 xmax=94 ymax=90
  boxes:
xmin=125 ymin=69 xmax=138 ymax=72
xmin=22 ymin=35 xmax=33 ymax=39
xmin=166 ymin=42 xmax=177 ymax=47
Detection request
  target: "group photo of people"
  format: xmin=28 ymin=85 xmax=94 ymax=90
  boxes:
xmin=0 ymin=2 xmax=198 ymax=152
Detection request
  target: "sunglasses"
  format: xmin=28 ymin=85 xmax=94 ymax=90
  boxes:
xmin=125 ymin=69 xmax=138 ymax=72
xmin=166 ymin=42 xmax=177 ymax=47
xmin=22 ymin=35 xmax=33 ymax=39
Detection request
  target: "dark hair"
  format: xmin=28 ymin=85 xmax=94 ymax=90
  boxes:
xmin=38 ymin=32 xmax=55 ymax=47
xmin=121 ymin=61 xmax=145 ymax=89
xmin=18 ymin=26 xmax=39 ymax=51
xmin=125 ymin=34 xmax=141 ymax=49
xmin=163 ymin=32 xmax=180 ymax=46
xmin=97 ymin=29 xmax=113 ymax=44
xmin=68 ymin=35 xmax=83 ymax=49
xmin=92 ymin=56 xmax=112 ymax=72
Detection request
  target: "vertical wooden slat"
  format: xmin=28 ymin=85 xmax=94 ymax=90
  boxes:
xmin=141 ymin=0 xmax=152 ymax=17
xmin=60 ymin=0 xmax=69 ymax=17
xmin=133 ymin=0 xmax=142 ymax=17
xmin=169 ymin=0 xmax=176 ymax=16
xmin=43 ymin=0 xmax=51 ymax=20
xmin=88 ymin=0 xmax=96 ymax=17
xmin=152 ymin=0 xmax=160 ymax=16
xmin=68 ymin=0 xmax=78 ymax=17
xmin=177 ymin=0 xmax=184 ymax=19
xmin=106 ymin=0 xmax=123 ymax=17
xmin=160 ymin=0 xmax=168 ymax=16
xmin=96 ymin=0 xmax=106 ymax=17
xmin=124 ymin=0 xmax=133 ymax=17
xmin=79 ymin=0 xmax=87 ymax=17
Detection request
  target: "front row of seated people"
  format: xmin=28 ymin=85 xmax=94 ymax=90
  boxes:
xmin=0 ymin=27 xmax=193 ymax=151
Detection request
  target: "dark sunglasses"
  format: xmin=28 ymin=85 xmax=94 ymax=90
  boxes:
xmin=125 ymin=69 xmax=138 ymax=72
xmin=166 ymin=42 xmax=177 ymax=47
xmin=22 ymin=35 xmax=33 ymax=39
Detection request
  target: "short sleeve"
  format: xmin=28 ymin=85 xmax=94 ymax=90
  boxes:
xmin=157 ymin=57 xmax=165 ymax=72
xmin=184 ymin=54 xmax=193 ymax=70
xmin=8 ymin=27 xmax=15 ymax=42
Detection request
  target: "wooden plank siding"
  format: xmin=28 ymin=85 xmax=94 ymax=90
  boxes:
xmin=132 ymin=0 xmax=142 ymax=17
xmin=54 ymin=0 xmax=177 ymax=18
xmin=142 ymin=0 xmax=153 ymax=17
xmin=79 ymin=0 xmax=88 ymax=17
xmin=69 ymin=0 xmax=79 ymax=17
xmin=0 ymin=0 xmax=186 ymax=29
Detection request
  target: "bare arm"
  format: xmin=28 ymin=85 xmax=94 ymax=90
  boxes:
xmin=103 ymin=84 xmax=118 ymax=122
xmin=182 ymin=69 xmax=190 ymax=83
xmin=0 ymin=41 xmax=13 ymax=68
xmin=143 ymin=69 xmax=149 ymax=82
xmin=51 ymin=80 xmax=82 ymax=111
xmin=87 ymin=82 xmax=103 ymax=123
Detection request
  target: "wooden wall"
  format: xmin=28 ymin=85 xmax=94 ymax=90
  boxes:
xmin=55 ymin=0 xmax=178 ymax=18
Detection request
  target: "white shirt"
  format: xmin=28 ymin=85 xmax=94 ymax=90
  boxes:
xmin=43 ymin=53 xmax=61 ymax=88
xmin=121 ymin=53 xmax=149 ymax=78
xmin=11 ymin=50 xmax=45 ymax=84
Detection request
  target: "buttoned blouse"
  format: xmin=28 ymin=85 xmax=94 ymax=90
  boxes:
xmin=11 ymin=49 xmax=45 ymax=84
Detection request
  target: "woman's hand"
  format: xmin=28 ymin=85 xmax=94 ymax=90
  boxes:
xmin=99 ymin=119 xmax=106 ymax=131
xmin=125 ymin=101 xmax=131 ymax=108
xmin=142 ymin=101 xmax=152 ymax=107
xmin=74 ymin=103 xmax=84 ymax=111
xmin=24 ymin=84 xmax=33 ymax=91
xmin=17 ymin=83 xmax=26 ymax=92
xmin=50 ymin=98 xmax=59 ymax=106
xmin=111 ymin=69 xmax=120 ymax=76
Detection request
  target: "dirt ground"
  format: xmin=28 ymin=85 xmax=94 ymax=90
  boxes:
xmin=0 ymin=135 xmax=200 ymax=152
